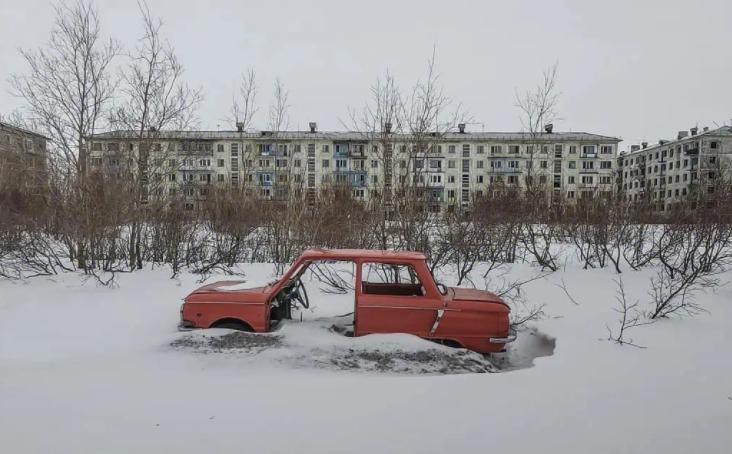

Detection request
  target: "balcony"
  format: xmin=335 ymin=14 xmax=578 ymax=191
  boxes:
xmin=489 ymin=166 xmax=521 ymax=173
xmin=258 ymin=144 xmax=274 ymax=157
xmin=426 ymin=188 xmax=445 ymax=203
xmin=179 ymin=164 xmax=212 ymax=172
xmin=256 ymin=171 xmax=274 ymax=187
xmin=334 ymin=169 xmax=368 ymax=188
xmin=333 ymin=143 xmax=350 ymax=158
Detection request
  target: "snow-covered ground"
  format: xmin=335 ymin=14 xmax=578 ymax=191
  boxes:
xmin=1 ymin=257 xmax=731 ymax=453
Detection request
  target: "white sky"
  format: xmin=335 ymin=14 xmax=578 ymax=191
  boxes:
xmin=1 ymin=0 xmax=731 ymax=149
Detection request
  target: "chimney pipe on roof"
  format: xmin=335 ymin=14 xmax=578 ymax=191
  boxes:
xmin=641 ymin=142 xmax=648 ymax=149
xmin=690 ymin=127 xmax=698 ymax=136
xmin=544 ymin=124 xmax=553 ymax=134
xmin=659 ymin=140 xmax=667 ymax=145
xmin=309 ymin=122 xmax=317 ymax=133
xmin=631 ymin=145 xmax=640 ymax=152
xmin=384 ymin=122 xmax=392 ymax=134
xmin=458 ymin=123 xmax=466 ymax=133
xmin=703 ymin=126 xmax=709 ymax=132
xmin=677 ymin=130 xmax=688 ymax=140
xmin=236 ymin=122 xmax=244 ymax=133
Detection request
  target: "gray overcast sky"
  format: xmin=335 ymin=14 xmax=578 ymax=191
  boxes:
xmin=1 ymin=0 xmax=731 ymax=149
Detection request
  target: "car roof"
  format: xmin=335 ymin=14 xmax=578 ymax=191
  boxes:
xmin=299 ymin=248 xmax=426 ymax=262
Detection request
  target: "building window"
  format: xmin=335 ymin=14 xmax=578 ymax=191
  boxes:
xmin=600 ymin=145 xmax=613 ymax=154
xmin=322 ymin=159 xmax=330 ymax=168
xmin=600 ymin=161 xmax=612 ymax=169
xmin=371 ymin=160 xmax=379 ymax=168
xmin=477 ymin=145 xmax=484 ymax=154
xmin=477 ymin=160 xmax=484 ymax=169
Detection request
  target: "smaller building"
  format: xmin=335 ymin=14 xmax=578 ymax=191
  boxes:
xmin=618 ymin=126 xmax=732 ymax=210
xmin=0 ymin=121 xmax=48 ymax=192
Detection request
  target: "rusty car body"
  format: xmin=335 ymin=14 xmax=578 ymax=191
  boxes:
xmin=179 ymin=249 xmax=515 ymax=353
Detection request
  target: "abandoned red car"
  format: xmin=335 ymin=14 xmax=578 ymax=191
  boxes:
xmin=179 ymin=249 xmax=515 ymax=353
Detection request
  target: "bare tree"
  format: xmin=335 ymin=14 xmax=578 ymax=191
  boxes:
xmin=11 ymin=0 xmax=119 ymax=178
xmin=345 ymin=69 xmax=403 ymax=250
xmin=11 ymin=0 xmax=119 ymax=269
xmin=607 ymin=276 xmax=647 ymax=348
xmin=110 ymin=1 xmax=202 ymax=269
xmin=113 ymin=2 xmax=202 ymax=133
xmin=230 ymin=68 xmax=258 ymax=130
xmin=268 ymin=78 xmax=289 ymax=133
xmin=514 ymin=62 xmax=560 ymax=197
xmin=648 ymin=221 xmax=732 ymax=319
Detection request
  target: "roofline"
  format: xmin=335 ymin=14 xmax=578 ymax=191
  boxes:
xmin=0 ymin=121 xmax=48 ymax=140
xmin=88 ymin=129 xmax=621 ymax=143
xmin=620 ymin=126 xmax=732 ymax=157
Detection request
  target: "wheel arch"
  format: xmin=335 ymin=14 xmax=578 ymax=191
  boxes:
xmin=209 ymin=317 xmax=254 ymax=332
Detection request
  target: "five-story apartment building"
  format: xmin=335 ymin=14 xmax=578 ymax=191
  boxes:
xmin=618 ymin=126 xmax=732 ymax=210
xmin=0 ymin=121 xmax=47 ymax=191
xmin=88 ymin=123 xmax=620 ymax=211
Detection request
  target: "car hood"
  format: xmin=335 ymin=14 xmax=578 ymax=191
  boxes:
xmin=184 ymin=280 xmax=272 ymax=304
xmin=450 ymin=287 xmax=508 ymax=306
